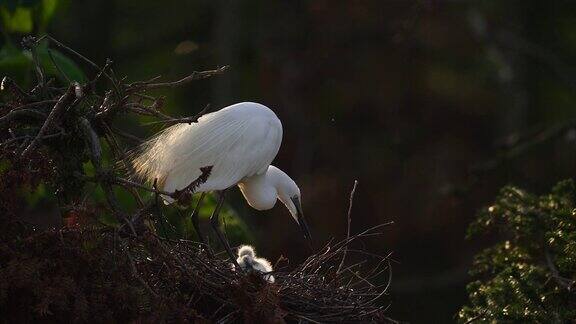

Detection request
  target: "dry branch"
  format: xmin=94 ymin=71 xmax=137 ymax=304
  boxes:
xmin=20 ymin=85 xmax=76 ymax=159
xmin=130 ymin=66 xmax=229 ymax=89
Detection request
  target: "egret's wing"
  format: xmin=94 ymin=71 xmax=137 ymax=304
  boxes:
xmin=131 ymin=105 xmax=282 ymax=197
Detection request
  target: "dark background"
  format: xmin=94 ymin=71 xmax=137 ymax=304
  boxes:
xmin=11 ymin=1 xmax=576 ymax=322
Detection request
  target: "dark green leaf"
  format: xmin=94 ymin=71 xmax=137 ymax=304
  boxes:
xmin=35 ymin=46 xmax=87 ymax=82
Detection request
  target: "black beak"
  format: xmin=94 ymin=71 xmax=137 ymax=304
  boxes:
xmin=291 ymin=196 xmax=311 ymax=241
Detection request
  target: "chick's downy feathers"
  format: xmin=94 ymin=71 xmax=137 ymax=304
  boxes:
xmin=235 ymin=245 xmax=275 ymax=283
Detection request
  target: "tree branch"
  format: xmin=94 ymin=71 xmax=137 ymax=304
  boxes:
xmin=338 ymin=180 xmax=358 ymax=274
xmin=131 ymin=66 xmax=229 ymax=90
xmin=21 ymin=86 xmax=76 ymax=160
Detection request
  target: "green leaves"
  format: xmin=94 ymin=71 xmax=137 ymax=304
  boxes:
xmin=459 ymin=180 xmax=576 ymax=323
xmin=0 ymin=44 xmax=30 ymax=84
xmin=0 ymin=0 xmax=77 ymax=86
xmin=0 ymin=6 xmax=33 ymax=33
xmin=38 ymin=0 xmax=57 ymax=31
xmin=0 ymin=43 xmax=86 ymax=86
xmin=0 ymin=0 xmax=58 ymax=34
xmin=35 ymin=45 xmax=87 ymax=82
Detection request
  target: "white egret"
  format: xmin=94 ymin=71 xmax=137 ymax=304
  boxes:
xmin=131 ymin=102 xmax=311 ymax=259
xmin=234 ymin=245 xmax=275 ymax=283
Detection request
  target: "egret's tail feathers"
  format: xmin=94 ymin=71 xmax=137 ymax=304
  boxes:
xmin=128 ymin=124 xmax=187 ymax=188
xmin=237 ymin=245 xmax=256 ymax=258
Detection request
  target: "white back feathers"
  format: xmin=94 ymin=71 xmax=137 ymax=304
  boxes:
xmin=235 ymin=245 xmax=275 ymax=283
xmin=131 ymin=102 xmax=282 ymax=194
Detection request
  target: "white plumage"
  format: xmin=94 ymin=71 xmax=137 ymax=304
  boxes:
xmin=131 ymin=101 xmax=311 ymax=244
xmin=235 ymin=245 xmax=275 ymax=283
xmin=132 ymin=102 xmax=282 ymax=196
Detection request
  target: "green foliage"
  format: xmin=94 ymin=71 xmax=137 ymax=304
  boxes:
xmin=0 ymin=0 xmax=58 ymax=33
xmin=34 ymin=43 xmax=87 ymax=82
xmin=459 ymin=180 xmax=576 ymax=323
xmin=0 ymin=44 xmax=30 ymax=84
xmin=0 ymin=0 xmax=85 ymax=85
xmin=0 ymin=41 xmax=86 ymax=85
xmin=1 ymin=6 xmax=33 ymax=33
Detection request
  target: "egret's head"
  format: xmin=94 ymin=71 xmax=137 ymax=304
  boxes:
xmin=268 ymin=166 xmax=312 ymax=241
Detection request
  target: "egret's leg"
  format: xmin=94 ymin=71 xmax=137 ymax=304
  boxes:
xmin=209 ymin=190 xmax=238 ymax=265
xmin=191 ymin=192 xmax=206 ymax=244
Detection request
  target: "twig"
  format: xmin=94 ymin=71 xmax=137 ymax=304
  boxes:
xmin=78 ymin=117 xmax=134 ymax=234
xmin=95 ymin=93 xmax=130 ymax=120
xmin=21 ymin=86 xmax=76 ymax=159
xmin=36 ymin=35 xmax=105 ymax=75
xmin=36 ymin=35 xmax=122 ymax=95
xmin=114 ymin=177 xmax=173 ymax=196
xmin=47 ymin=48 xmax=71 ymax=83
xmin=125 ymin=102 xmax=173 ymax=120
xmin=133 ymin=66 xmax=229 ymax=89
xmin=464 ymin=314 xmax=484 ymax=324
xmin=144 ymin=104 xmax=210 ymax=126
xmin=545 ymin=249 xmax=575 ymax=291
xmin=11 ymin=100 xmax=58 ymax=110
xmin=0 ymin=109 xmax=47 ymax=129
xmin=102 ymin=123 xmax=145 ymax=207
xmin=126 ymin=249 xmax=159 ymax=298
xmin=87 ymin=58 xmax=113 ymax=91
xmin=1 ymin=76 xmax=32 ymax=101
xmin=338 ymin=180 xmax=358 ymax=274
xmin=26 ymin=38 xmax=46 ymax=88
xmin=0 ymin=132 xmax=64 ymax=147
xmin=110 ymin=126 xmax=143 ymax=143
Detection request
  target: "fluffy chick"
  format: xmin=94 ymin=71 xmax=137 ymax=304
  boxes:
xmin=235 ymin=245 xmax=275 ymax=283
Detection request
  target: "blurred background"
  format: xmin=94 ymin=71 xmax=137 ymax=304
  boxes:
xmin=3 ymin=0 xmax=576 ymax=322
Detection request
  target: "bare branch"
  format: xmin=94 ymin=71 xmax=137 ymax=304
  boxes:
xmin=0 ymin=109 xmax=47 ymax=129
xmin=21 ymin=86 xmax=76 ymax=160
xmin=338 ymin=180 xmax=358 ymax=274
xmin=1 ymin=76 xmax=32 ymax=101
xmin=131 ymin=66 xmax=229 ymax=89
xmin=144 ymin=104 xmax=210 ymax=126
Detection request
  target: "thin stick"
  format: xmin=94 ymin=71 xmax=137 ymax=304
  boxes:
xmin=143 ymin=104 xmax=210 ymax=126
xmin=338 ymin=180 xmax=358 ymax=274
xmin=47 ymin=48 xmax=71 ymax=83
xmin=36 ymin=35 xmax=109 ymax=78
xmin=135 ymin=66 xmax=229 ymax=89
xmin=1 ymin=76 xmax=32 ymax=100
xmin=114 ymin=177 xmax=172 ymax=196
xmin=0 ymin=109 xmax=47 ymax=129
xmin=21 ymin=86 xmax=76 ymax=159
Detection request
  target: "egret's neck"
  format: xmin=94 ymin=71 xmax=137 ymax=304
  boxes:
xmin=238 ymin=165 xmax=300 ymax=220
xmin=238 ymin=171 xmax=277 ymax=211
